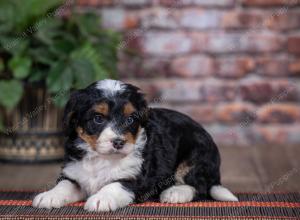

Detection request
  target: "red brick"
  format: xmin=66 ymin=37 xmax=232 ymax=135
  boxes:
xmin=257 ymin=57 xmax=289 ymax=77
xmin=216 ymin=57 xmax=255 ymax=78
xmin=101 ymin=9 xmax=139 ymax=30
xmin=170 ymin=55 xmax=215 ymax=77
xmin=206 ymin=33 xmax=284 ymax=53
xmin=141 ymin=32 xmax=208 ymax=55
xmin=138 ymin=58 xmax=170 ymax=77
xmin=127 ymin=79 xmax=202 ymax=102
xmin=77 ymin=0 xmax=148 ymax=6
xmin=189 ymin=32 xmax=210 ymax=52
xmin=242 ymin=0 xmax=300 ymax=7
xmin=222 ymin=11 xmax=264 ymax=29
xmin=119 ymin=56 xmax=170 ymax=78
xmin=270 ymin=80 xmax=299 ymax=102
xmin=124 ymin=79 xmax=161 ymax=101
xmin=174 ymin=105 xmax=216 ymax=124
xmin=240 ymin=78 xmax=298 ymax=103
xmin=200 ymin=79 xmax=237 ymax=102
xmin=141 ymin=32 xmax=193 ymax=56
xmin=141 ymin=8 xmax=178 ymax=29
xmin=289 ymin=59 xmax=300 ymax=75
xmin=216 ymin=103 xmax=256 ymax=124
xmin=77 ymin=0 xmax=108 ymax=6
xmin=143 ymin=9 xmax=226 ymax=30
xmin=179 ymin=9 xmax=222 ymax=29
xmin=264 ymin=12 xmax=300 ymax=30
xmin=288 ymin=36 xmax=300 ymax=55
xmin=120 ymin=0 xmax=148 ymax=7
xmin=257 ymin=104 xmax=300 ymax=123
xmin=128 ymin=79 xmax=239 ymax=103
xmin=159 ymin=80 xmax=202 ymax=102
xmin=159 ymin=0 xmax=235 ymax=7
xmin=222 ymin=10 xmax=300 ymax=31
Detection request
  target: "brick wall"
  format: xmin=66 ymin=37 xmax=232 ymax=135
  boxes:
xmin=77 ymin=0 xmax=300 ymax=146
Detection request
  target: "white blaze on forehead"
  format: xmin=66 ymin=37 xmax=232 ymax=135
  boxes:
xmin=96 ymin=79 xmax=125 ymax=96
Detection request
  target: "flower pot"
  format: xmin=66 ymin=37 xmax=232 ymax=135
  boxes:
xmin=0 ymin=83 xmax=65 ymax=163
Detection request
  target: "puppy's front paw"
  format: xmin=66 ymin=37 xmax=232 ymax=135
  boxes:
xmin=84 ymin=182 xmax=134 ymax=212
xmin=84 ymin=193 xmax=118 ymax=212
xmin=32 ymin=191 xmax=66 ymax=209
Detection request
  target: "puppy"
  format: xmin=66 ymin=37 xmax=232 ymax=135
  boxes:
xmin=33 ymin=79 xmax=238 ymax=212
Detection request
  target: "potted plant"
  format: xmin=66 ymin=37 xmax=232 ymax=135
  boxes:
xmin=0 ymin=0 xmax=120 ymax=162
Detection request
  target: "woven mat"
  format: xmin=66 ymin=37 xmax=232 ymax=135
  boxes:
xmin=0 ymin=191 xmax=299 ymax=219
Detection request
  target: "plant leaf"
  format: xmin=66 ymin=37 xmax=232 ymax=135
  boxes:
xmin=46 ymin=62 xmax=73 ymax=93
xmin=0 ymin=1 xmax=15 ymax=33
xmin=8 ymin=56 xmax=32 ymax=79
xmin=35 ymin=19 xmax=63 ymax=45
xmin=0 ymin=80 xmax=23 ymax=109
xmin=11 ymin=0 xmax=63 ymax=32
xmin=71 ymin=59 xmax=95 ymax=89
xmin=28 ymin=70 xmax=45 ymax=82
xmin=29 ymin=47 xmax=56 ymax=66
xmin=52 ymin=92 xmax=69 ymax=108
xmin=74 ymin=13 xmax=101 ymax=37
xmin=11 ymin=38 xmax=29 ymax=55
xmin=70 ymin=42 xmax=110 ymax=82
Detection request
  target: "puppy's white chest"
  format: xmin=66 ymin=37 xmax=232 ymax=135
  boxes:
xmin=63 ymin=154 xmax=143 ymax=196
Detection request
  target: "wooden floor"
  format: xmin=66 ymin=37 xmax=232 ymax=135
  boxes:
xmin=0 ymin=145 xmax=299 ymax=192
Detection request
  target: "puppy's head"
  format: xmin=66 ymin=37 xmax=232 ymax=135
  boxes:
xmin=63 ymin=79 xmax=148 ymax=157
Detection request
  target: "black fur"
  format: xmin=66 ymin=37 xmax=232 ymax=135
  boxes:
xmin=121 ymin=108 xmax=221 ymax=201
xmin=60 ymin=80 xmax=222 ymax=202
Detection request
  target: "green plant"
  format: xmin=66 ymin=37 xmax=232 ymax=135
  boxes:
xmin=0 ymin=0 xmax=120 ymax=130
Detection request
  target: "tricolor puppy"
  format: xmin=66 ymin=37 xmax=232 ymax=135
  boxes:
xmin=33 ymin=79 xmax=238 ymax=212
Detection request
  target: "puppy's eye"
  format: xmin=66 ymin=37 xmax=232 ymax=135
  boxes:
xmin=93 ymin=115 xmax=104 ymax=124
xmin=127 ymin=116 xmax=134 ymax=124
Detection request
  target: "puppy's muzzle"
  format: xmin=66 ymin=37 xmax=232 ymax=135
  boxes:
xmin=111 ymin=138 xmax=126 ymax=150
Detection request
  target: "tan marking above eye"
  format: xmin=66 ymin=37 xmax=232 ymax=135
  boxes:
xmin=76 ymin=127 xmax=97 ymax=150
xmin=93 ymin=102 xmax=109 ymax=116
xmin=123 ymin=102 xmax=136 ymax=117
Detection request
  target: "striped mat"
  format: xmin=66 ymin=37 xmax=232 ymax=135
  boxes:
xmin=0 ymin=191 xmax=299 ymax=219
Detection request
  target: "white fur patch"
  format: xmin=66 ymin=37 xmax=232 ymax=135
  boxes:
xmin=160 ymin=185 xmax=196 ymax=203
xmin=84 ymin=182 xmax=134 ymax=212
xmin=32 ymin=180 xmax=85 ymax=209
xmin=96 ymin=126 xmax=118 ymax=154
xmin=210 ymin=185 xmax=238 ymax=202
xmin=63 ymin=129 xmax=146 ymax=196
xmin=96 ymin=79 xmax=125 ymax=96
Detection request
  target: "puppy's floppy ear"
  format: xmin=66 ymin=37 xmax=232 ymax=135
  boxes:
xmin=62 ymin=90 xmax=85 ymax=137
xmin=125 ymin=84 xmax=148 ymax=110
xmin=136 ymin=92 xmax=149 ymax=126
xmin=125 ymin=84 xmax=149 ymax=125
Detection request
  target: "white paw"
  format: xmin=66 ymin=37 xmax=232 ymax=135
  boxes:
xmin=32 ymin=191 xmax=66 ymax=209
xmin=84 ymin=193 xmax=118 ymax=212
xmin=160 ymin=185 xmax=195 ymax=203
xmin=32 ymin=180 xmax=85 ymax=209
xmin=84 ymin=182 xmax=134 ymax=212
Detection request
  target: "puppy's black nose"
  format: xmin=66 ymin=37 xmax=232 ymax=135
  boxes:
xmin=112 ymin=138 xmax=125 ymax=149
